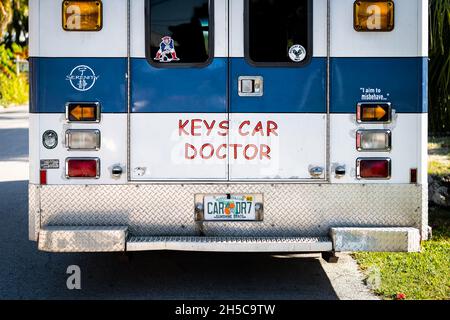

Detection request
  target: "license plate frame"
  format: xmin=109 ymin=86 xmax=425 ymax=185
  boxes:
xmin=196 ymin=194 xmax=264 ymax=222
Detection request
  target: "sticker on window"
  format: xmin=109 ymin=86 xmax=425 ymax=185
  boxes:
xmin=288 ymin=44 xmax=306 ymax=62
xmin=154 ymin=36 xmax=180 ymax=63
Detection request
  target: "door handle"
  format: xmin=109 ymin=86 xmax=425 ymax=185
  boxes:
xmin=238 ymin=76 xmax=264 ymax=97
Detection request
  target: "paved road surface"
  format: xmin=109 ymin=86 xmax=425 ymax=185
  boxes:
xmin=0 ymin=106 xmax=378 ymax=300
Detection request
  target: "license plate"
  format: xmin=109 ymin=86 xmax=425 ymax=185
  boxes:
xmin=203 ymin=195 xmax=257 ymax=221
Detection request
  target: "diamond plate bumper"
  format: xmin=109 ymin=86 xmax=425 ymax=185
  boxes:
xmin=30 ymin=183 xmax=428 ymax=252
xmin=331 ymin=227 xmax=421 ymax=252
xmin=38 ymin=226 xmax=127 ymax=252
xmin=36 ymin=227 xmax=420 ymax=253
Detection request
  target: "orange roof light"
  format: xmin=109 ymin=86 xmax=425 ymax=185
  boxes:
xmin=63 ymin=1 xmax=103 ymax=31
xmin=354 ymin=1 xmax=395 ymax=32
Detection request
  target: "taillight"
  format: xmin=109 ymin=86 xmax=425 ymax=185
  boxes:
xmin=66 ymin=158 xmax=100 ymax=179
xmin=357 ymin=158 xmax=391 ymax=180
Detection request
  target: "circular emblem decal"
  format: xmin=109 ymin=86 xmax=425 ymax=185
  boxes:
xmin=66 ymin=65 xmax=99 ymax=92
xmin=288 ymin=45 xmax=307 ymax=63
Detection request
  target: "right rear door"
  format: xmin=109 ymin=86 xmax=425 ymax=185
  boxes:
xmin=228 ymin=0 xmax=328 ymax=181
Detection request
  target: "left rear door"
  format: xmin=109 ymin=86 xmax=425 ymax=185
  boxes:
xmin=130 ymin=0 xmax=228 ymax=181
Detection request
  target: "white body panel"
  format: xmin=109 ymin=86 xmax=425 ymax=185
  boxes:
xmin=29 ymin=0 xmax=428 ymax=58
xmin=229 ymin=114 xmax=326 ymax=180
xmin=35 ymin=114 xmax=128 ymax=185
xmin=330 ymin=113 xmax=428 ymax=184
xmin=29 ymin=0 xmax=128 ymax=58
xmin=331 ymin=0 xmax=427 ymax=57
xmin=130 ymin=114 xmax=326 ymax=181
xmin=34 ymin=113 xmax=426 ymax=185
xmin=29 ymin=0 xmax=428 ymax=185
xmin=29 ymin=114 xmax=40 ymax=184
xmin=130 ymin=114 xmax=228 ymax=180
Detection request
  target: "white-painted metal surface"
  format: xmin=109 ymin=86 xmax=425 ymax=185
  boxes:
xmin=28 ymin=114 xmax=40 ymax=184
xmin=330 ymin=113 xmax=427 ymax=184
xmin=229 ymin=114 xmax=326 ymax=180
xmin=130 ymin=113 xmax=326 ymax=181
xmin=37 ymin=114 xmax=128 ymax=185
xmin=37 ymin=113 xmax=425 ymax=184
xmin=29 ymin=0 xmax=428 ymax=58
xmin=330 ymin=0 xmax=427 ymax=58
xmin=30 ymin=0 xmax=128 ymax=58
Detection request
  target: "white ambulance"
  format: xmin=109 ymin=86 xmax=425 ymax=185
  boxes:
xmin=29 ymin=0 xmax=429 ymax=260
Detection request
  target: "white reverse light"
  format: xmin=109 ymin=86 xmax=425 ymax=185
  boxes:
xmin=66 ymin=129 xmax=101 ymax=150
xmin=356 ymin=130 xmax=391 ymax=152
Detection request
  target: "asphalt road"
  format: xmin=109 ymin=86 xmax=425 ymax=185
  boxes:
xmin=0 ymin=106 xmax=378 ymax=300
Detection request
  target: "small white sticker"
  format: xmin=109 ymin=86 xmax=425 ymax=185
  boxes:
xmin=40 ymin=159 xmax=60 ymax=170
xmin=288 ymin=45 xmax=307 ymax=63
xmin=66 ymin=65 xmax=99 ymax=92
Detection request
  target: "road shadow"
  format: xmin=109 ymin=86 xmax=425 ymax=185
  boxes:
xmin=0 ymin=180 xmax=338 ymax=300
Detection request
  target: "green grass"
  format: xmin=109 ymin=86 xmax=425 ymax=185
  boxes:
xmin=428 ymin=137 xmax=450 ymax=177
xmin=354 ymin=138 xmax=450 ymax=300
xmin=354 ymin=206 xmax=450 ymax=300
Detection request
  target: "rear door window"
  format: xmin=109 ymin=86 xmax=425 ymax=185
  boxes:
xmin=246 ymin=0 xmax=312 ymax=66
xmin=147 ymin=0 xmax=213 ymax=66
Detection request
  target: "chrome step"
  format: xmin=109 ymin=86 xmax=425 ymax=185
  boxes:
xmin=126 ymin=236 xmax=333 ymax=253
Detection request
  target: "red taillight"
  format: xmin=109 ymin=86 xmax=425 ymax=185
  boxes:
xmin=66 ymin=158 xmax=100 ymax=178
xmin=40 ymin=170 xmax=47 ymax=185
xmin=357 ymin=158 xmax=391 ymax=179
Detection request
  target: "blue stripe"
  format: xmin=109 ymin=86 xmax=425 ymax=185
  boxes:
xmin=230 ymin=58 xmax=327 ymax=113
xmin=30 ymin=57 xmax=427 ymax=114
xmin=131 ymin=58 xmax=227 ymax=113
xmin=331 ymin=57 xmax=428 ymax=113
xmin=29 ymin=57 xmax=127 ymax=113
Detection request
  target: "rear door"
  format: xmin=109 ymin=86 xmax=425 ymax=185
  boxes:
xmin=130 ymin=0 xmax=228 ymax=181
xmin=229 ymin=0 xmax=327 ymax=180
xmin=130 ymin=0 xmax=327 ymax=181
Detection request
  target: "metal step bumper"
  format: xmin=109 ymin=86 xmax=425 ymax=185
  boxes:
xmin=127 ymin=236 xmax=333 ymax=252
xmin=37 ymin=226 xmax=421 ymax=253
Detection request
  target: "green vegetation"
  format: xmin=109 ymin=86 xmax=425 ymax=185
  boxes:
xmin=0 ymin=0 xmax=28 ymax=107
xmin=429 ymin=0 xmax=450 ymax=134
xmin=355 ymin=139 xmax=450 ymax=300
xmin=428 ymin=137 xmax=450 ymax=177
xmin=0 ymin=43 xmax=28 ymax=106
xmin=354 ymin=207 xmax=450 ymax=300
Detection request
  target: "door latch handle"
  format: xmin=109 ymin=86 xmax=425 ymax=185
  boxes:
xmin=238 ymin=76 xmax=263 ymax=97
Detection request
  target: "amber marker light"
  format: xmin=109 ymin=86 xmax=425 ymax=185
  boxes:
xmin=66 ymin=102 xmax=100 ymax=123
xmin=354 ymin=1 xmax=395 ymax=32
xmin=63 ymin=1 xmax=103 ymax=31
